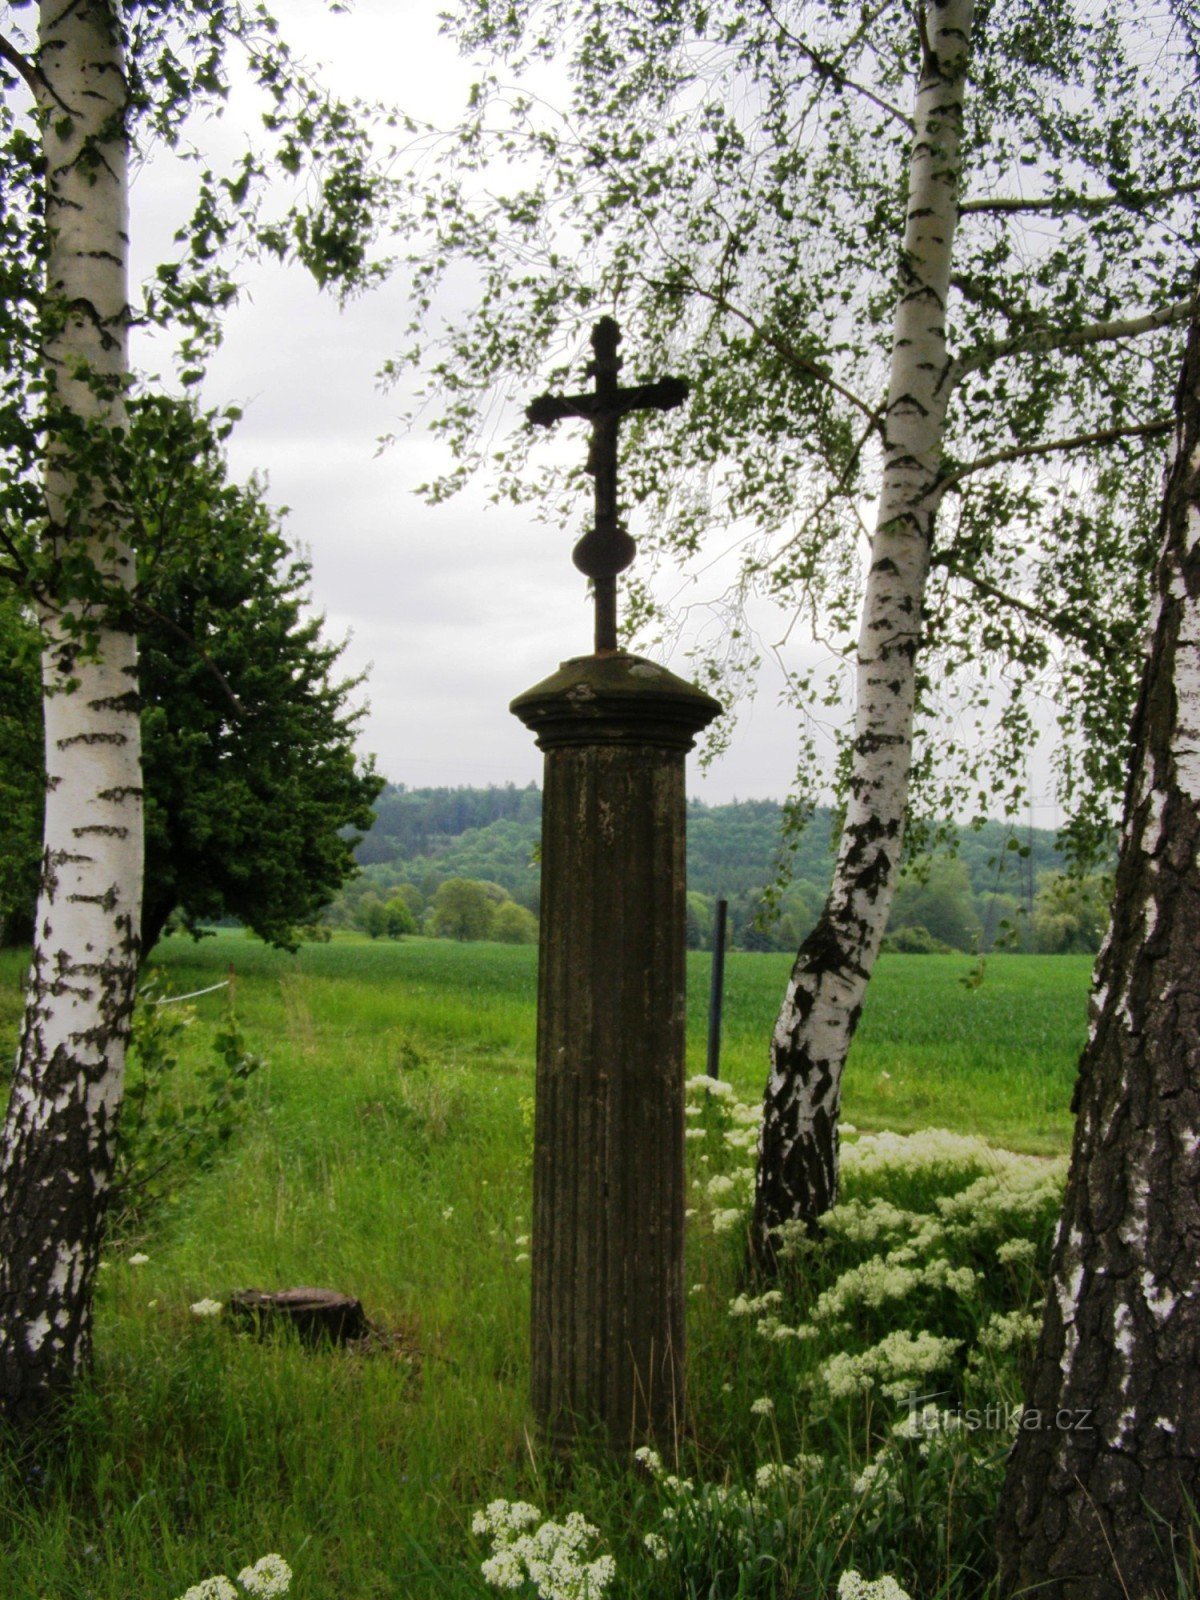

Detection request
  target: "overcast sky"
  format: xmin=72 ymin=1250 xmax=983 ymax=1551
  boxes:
xmin=119 ymin=0 xmax=1067 ymax=822
xmin=109 ymin=0 xmax=852 ymax=807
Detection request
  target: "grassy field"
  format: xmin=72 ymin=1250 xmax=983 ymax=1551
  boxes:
xmin=125 ymin=930 xmax=1089 ymax=1148
xmin=0 ymin=933 xmax=1091 ymax=1600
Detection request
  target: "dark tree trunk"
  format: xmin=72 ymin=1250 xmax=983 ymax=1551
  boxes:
xmin=995 ymin=314 xmax=1200 ymax=1597
xmin=0 ymin=903 xmax=35 ymax=950
xmin=140 ymin=893 xmax=175 ymax=956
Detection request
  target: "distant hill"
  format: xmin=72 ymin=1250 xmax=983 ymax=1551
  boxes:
xmin=338 ymin=783 xmax=1085 ymax=952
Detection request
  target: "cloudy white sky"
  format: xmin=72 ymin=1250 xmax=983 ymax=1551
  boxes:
xmin=113 ymin=0 xmax=1069 ymax=822
xmin=112 ymin=0 xmax=854 ymax=807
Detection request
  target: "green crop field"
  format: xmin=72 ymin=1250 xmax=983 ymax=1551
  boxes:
xmin=125 ymin=930 xmax=1089 ymax=1149
xmin=0 ymin=934 xmax=1091 ymax=1600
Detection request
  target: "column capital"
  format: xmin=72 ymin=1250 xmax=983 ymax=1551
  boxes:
xmin=511 ymin=652 xmax=721 ymax=753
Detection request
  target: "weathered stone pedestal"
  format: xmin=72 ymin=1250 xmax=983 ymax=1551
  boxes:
xmin=512 ymin=651 xmax=720 ymax=1449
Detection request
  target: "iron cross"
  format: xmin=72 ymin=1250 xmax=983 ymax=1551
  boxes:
xmin=527 ymin=316 xmax=688 ymax=653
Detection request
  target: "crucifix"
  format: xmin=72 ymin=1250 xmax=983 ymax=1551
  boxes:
xmin=527 ymin=316 xmax=689 ymax=654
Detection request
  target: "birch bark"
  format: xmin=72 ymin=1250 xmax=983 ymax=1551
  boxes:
xmin=0 ymin=0 xmax=141 ymax=1425
xmin=753 ymin=0 xmax=973 ymax=1259
xmin=994 ymin=311 xmax=1200 ymax=1599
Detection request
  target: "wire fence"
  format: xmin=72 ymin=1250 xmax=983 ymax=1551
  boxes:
xmin=152 ymin=979 xmax=231 ymax=1007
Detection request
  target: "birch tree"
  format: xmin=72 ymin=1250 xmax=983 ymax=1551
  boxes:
xmin=393 ymin=0 xmax=1200 ymax=1253
xmin=0 ymin=0 xmax=391 ymax=1427
xmin=993 ymin=305 xmax=1200 ymax=1600
xmin=757 ymin=0 xmax=973 ymax=1243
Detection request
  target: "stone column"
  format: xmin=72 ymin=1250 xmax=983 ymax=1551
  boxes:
xmin=511 ymin=650 xmax=720 ymax=1450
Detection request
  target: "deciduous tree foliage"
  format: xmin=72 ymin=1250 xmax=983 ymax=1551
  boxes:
xmin=0 ymin=399 xmax=382 ymax=954
xmin=395 ymin=0 xmax=1199 ymax=1248
xmin=995 ymin=307 xmax=1200 ymax=1600
xmin=0 ymin=0 xmax=392 ymax=1426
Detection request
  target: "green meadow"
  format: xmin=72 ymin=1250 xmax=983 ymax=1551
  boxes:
xmin=0 ymin=934 xmax=1091 ymax=1600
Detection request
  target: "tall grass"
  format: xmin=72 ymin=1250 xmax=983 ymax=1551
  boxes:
xmin=0 ymin=933 xmax=1090 ymax=1599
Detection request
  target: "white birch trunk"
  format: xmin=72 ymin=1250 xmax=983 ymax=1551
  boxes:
xmin=753 ymin=0 xmax=973 ymax=1259
xmin=0 ymin=0 xmax=141 ymax=1424
xmin=995 ymin=307 xmax=1200 ymax=1600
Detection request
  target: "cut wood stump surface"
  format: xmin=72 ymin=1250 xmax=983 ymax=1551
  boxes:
xmin=227 ymin=1287 xmax=369 ymax=1345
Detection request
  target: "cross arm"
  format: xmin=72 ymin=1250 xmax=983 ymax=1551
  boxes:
xmin=526 ymin=376 xmax=690 ymax=429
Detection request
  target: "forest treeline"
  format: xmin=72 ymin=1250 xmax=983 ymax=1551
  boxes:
xmin=326 ymin=784 xmax=1110 ymax=954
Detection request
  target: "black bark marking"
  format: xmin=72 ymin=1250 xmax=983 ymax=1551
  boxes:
xmin=55 ymin=731 xmax=127 ymax=749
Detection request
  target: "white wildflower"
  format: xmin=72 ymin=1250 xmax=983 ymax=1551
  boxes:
xmin=749 ymin=1395 xmax=774 ymax=1416
xmin=634 ymin=1445 xmax=663 ymax=1476
xmin=474 ymin=1500 xmax=541 ymax=1535
xmin=643 ymin=1532 xmax=669 ymax=1561
xmin=179 ymin=1580 xmax=238 ymax=1600
xmin=975 ymin=1308 xmax=1042 ymax=1353
xmin=814 ymin=1254 xmax=977 ymax=1322
xmin=442 ymin=1206 xmax=455 ymax=1220
xmin=515 ymin=1253 xmax=531 ymax=1264
xmin=474 ymin=1500 xmax=615 ymax=1598
xmin=754 ymin=1461 xmax=802 ymax=1490
xmin=820 ymin=1330 xmax=960 ymax=1401
xmin=128 ymin=1253 xmax=150 ymax=1266
xmin=727 ymin=1289 xmax=781 ymax=1319
xmin=852 ymin=1457 xmax=898 ymax=1499
xmin=837 ymin=1570 xmax=913 ymax=1600
xmin=893 ymin=1404 xmax=961 ymax=1440
xmin=237 ymin=1554 xmax=292 ymax=1598
xmin=481 ymin=1550 xmax=525 ymax=1589
xmin=189 ymin=1298 xmax=223 ymax=1319
xmin=823 ymin=1198 xmax=915 ymax=1246
xmin=711 ymin=1208 xmax=743 ymax=1234
xmin=685 ymin=1075 xmax=733 ymax=1097
xmin=684 ymin=1128 xmax=705 ymax=1141
xmin=997 ymin=1238 xmax=1037 ymax=1266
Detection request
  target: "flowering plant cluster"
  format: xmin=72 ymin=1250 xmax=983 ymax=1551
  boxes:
xmin=471 ymin=1086 xmax=1064 ymax=1600
xmin=670 ymin=1089 xmax=1062 ymax=1593
xmin=473 ymin=1499 xmax=615 ymax=1599
xmin=175 ymin=1553 xmax=291 ymax=1600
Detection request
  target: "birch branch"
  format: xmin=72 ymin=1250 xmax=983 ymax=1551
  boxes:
xmin=937 ymin=417 xmax=1174 ymax=494
xmin=960 ymin=179 xmax=1200 ymax=216
xmin=953 ymin=296 xmax=1199 ymax=383
xmin=932 ymin=553 xmax=1136 ymax=662
xmin=662 ymin=274 xmax=886 ymax=435
xmin=759 ymin=0 xmax=914 ymax=131
xmin=0 ymin=31 xmax=43 ymax=98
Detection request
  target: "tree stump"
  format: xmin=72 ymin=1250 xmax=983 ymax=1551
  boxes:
xmin=227 ymin=1287 xmax=369 ymax=1345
